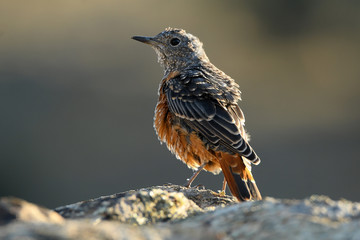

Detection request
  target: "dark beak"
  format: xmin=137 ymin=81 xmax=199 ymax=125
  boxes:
xmin=132 ymin=36 xmax=155 ymax=45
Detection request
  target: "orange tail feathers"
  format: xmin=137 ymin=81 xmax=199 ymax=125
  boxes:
xmin=218 ymin=153 xmax=262 ymax=201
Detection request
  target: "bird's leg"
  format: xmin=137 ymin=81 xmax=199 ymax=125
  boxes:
xmin=183 ymin=162 xmax=207 ymax=188
xmin=218 ymin=177 xmax=227 ymax=196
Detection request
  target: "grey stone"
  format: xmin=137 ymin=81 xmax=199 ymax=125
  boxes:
xmin=1 ymin=185 xmax=359 ymax=240
xmin=54 ymin=185 xmax=232 ymax=225
xmin=0 ymin=197 xmax=64 ymax=225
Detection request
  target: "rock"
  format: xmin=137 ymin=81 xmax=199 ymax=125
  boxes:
xmin=54 ymin=185 xmax=234 ymax=225
xmin=0 ymin=197 xmax=64 ymax=225
xmin=179 ymin=195 xmax=360 ymax=240
xmin=1 ymin=185 xmax=360 ymax=240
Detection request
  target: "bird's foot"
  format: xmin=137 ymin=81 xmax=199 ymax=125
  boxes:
xmin=183 ymin=182 xmax=205 ymax=190
xmin=183 ymin=180 xmax=191 ymax=188
xmin=217 ymin=190 xmax=226 ymax=197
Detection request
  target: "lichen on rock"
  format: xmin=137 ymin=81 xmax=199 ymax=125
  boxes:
xmin=1 ymin=185 xmax=360 ymax=240
xmin=54 ymin=185 xmax=234 ymax=225
xmin=100 ymin=188 xmax=203 ymax=225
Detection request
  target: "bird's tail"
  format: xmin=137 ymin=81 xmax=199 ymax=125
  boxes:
xmin=218 ymin=152 xmax=262 ymax=201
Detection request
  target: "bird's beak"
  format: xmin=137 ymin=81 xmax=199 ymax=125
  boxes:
xmin=132 ymin=36 xmax=157 ymax=46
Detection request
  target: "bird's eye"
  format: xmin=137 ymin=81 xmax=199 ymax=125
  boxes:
xmin=170 ymin=38 xmax=181 ymax=46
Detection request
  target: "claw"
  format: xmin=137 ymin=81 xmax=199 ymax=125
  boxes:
xmin=194 ymin=184 xmax=205 ymax=190
xmin=218 ymin=190 xmax=226 ymax=196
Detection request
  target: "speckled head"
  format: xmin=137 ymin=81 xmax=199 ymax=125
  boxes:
xmin=132 ymin=28 xmax=209 ymax=72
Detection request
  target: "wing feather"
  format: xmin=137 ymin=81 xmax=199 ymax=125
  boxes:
xmin=164 ymin=75 xmax=260 ymax=163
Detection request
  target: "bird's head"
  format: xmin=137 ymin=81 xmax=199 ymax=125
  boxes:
xmin=132 ymin=28 xmax=209 ymax=72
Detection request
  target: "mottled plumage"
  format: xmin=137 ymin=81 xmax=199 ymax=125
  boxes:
xmin=132 ymin=28 xmax=262 ymax=201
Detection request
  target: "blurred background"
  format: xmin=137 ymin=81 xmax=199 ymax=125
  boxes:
xmin=1 ymin=0 xmax=359 ymax=208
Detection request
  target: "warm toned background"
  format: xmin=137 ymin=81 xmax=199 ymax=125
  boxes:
xmin=1 ymin=0 xmax=359 ymax=208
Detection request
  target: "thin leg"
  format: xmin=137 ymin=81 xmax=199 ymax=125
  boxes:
xmin=184 ymin=163 xmax=207 ymax=188
xmin=218 ymin=177 xmax=227 ymax=196
xmin=222 ymin=178 xmax=227 ymax=192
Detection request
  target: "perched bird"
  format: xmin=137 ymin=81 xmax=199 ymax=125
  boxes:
xmin=132 ymin=28 xmax=262 ymax=201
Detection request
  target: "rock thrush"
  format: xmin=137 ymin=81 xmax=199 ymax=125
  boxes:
xmin=132 ymin=28 xmax=262 ymax=201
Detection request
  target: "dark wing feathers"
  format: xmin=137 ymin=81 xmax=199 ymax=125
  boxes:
xmin=216 ymin=105 xmax=235 ymax=123
xmin=191 ymin=100 xmax=216 ymax=120
xmin=188 ymin=120 xmax=220 ymax=145
xmin=164 ymin=73 xmax=260 ymax=164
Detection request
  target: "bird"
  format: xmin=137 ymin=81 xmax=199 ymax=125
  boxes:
xmin=132 ymin=28 xmax=262 ymax=201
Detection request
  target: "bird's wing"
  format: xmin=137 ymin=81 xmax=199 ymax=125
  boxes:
xmin=164 ymin=75 xmax=260 ymax=164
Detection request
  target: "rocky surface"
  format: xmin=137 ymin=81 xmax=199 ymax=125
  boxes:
xmin=0 ymin=197 xmax=64 ymax=225
xmin=1 ymin=185 xmax=360 ymax=240
xmin=54 ymin=185 xmax=233 ymax=225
